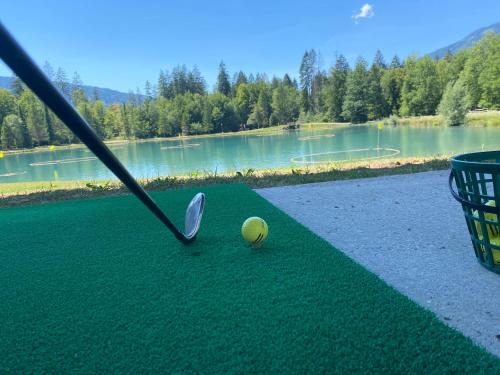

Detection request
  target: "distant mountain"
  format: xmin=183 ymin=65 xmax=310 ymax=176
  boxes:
xmin=0 ymin=76 xmax=143 ymax=105
xmin=429 ymin=22 xmax=500 ymax=59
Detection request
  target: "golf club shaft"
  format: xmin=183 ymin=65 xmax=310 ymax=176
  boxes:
xmin=0 ymin=22 xmax=189 ymax=243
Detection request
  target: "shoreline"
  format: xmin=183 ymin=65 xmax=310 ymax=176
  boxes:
xmin=0 ymin=156 xmax=450 ymax=207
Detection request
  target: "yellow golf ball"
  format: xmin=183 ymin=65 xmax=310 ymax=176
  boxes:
xmin=482 ymin=237 xmax=500 ymax=265
xmin=473 ymin=200 xmax=499 ymax=239
xmin=241 ymin=217 xmax=268 ymax=248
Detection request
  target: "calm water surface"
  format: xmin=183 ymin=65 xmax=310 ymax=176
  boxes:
xmin=1 ymin=125 xmax=500 ymax=183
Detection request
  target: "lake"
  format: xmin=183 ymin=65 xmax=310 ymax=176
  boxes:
xmin=1 ymin=124 xmax=500 ymax=183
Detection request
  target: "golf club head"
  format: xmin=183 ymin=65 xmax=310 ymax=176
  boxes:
xmin=184 ymin=192 xmax=205 ymax=240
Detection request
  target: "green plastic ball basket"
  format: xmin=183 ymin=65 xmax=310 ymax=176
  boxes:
xmin=449 ymin=151 xmax=500 ymax=274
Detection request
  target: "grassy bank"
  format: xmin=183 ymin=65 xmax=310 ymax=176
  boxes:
xmin=0 ymin=156 xmax=450 ymax=207
xmin=393 ymin=110 xmax=500 ymax=127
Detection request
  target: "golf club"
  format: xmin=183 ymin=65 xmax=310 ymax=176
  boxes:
xmin=0 ymin=21 xmax=205 ymax=244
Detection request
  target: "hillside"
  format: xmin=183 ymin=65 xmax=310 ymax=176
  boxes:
xmin=429 ymin=22 xmax=500 ymax=58
xmin=0 ymin=76 xmax=142 ymax=105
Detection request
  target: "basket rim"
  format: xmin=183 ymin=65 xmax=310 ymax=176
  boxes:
xmin=451 ymin=151 xmax=500 ymax=171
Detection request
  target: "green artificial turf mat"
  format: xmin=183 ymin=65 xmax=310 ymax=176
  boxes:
xmin=0 ymin=184 xmax=498 ymax=373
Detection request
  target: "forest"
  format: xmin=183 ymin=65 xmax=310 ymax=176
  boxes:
xmin=0 ymin=33 xmax=499 ymax=150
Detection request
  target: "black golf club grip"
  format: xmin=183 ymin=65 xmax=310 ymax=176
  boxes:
xmin=0 ymin=21 xmax=189 ymax=243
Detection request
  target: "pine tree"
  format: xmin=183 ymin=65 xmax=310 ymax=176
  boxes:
xmin=234 ymin=71 xmax=248 ymax=88
xmin=390 ymin=55 xmax=402 ymax=68
xmin=55 ymin=67 xmax=70 ymax=99
xmin=188 ymin=66 xmax=206 ymax=95
xmin=283 ymin=74 xmax=293 ymax=87
xmin=255 ymin=73 xmax=269 ymax=83
xmin=158 ymin=70 xmax=168 ymax=99
xmin=326 ymin=54 xmax=349 ymax=121
xmin=156 ymin=98 xmax=168 ymax=136
xmin=271 ymin=76 xmax=280 ymax=90
xmin=311 ymin=71 xmax=326 ymax=114
xmin=127 ymin=90 xmax=138 ymax=106
xmin=72 ymin=72 xmax=83 ymax=89
xmin=170 ymin=65 xmax=189 ymax=96
xmin=151 ymin=83 xmax=158 ymax=99
xmin=44 ymin=105 xmax=55 ymax=143
xmin=92 ymin=87 xmax=100 ymax=102
xmin=381 ymin=64 xmax=405 ymax=114
xmin=145 ymin=81 xmax=153 ymax=100
xmin=368 ymin=51 xmax=389 ymax=119
xmin=10 ymin=75 xmax=25 ymax=96
xmin=231 ymin=71 xmax=248 ymax=97
xmin=71 ymin=72 xmax=86 ymax=105
xmin=43 ymin=61 xmax=55 ymax=80
xmin=40 ymin=62 xmax=56 ymax=143
xmin=342 ymin=57 xmax=370 ymax=123
xmin=216 ymin=61 xmax=231 ymax=96
xmin=162 ymin=70 xmax=174 ymax=99
xmin=92 ymin=101 xmax=107 ymax=139
xmin=121 ymin=103 xmax=133 ymax=138
xmin=380 ymin=55 xmax=405 ymax=114
xmin=373 ymin=50 xmax=386 ymax=68
xmin=299 ymin=50 xmax=315 ymax=113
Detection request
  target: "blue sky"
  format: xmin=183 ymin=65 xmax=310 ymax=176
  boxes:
xmin=0 ymin=1 xmax=499 ymax=92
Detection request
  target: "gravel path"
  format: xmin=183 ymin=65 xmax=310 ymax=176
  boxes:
xmin=257 ymin=170 xmax=500 ymax=357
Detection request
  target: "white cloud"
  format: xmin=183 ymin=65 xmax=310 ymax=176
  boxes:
xmin=353 ymin=4 xmax=374 ymax=24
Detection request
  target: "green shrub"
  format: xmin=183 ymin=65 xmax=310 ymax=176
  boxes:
xmin=438 ymin=80 xmax=468 ymax=126
xmin=383 ymin=114 xmax=400 ymax=126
